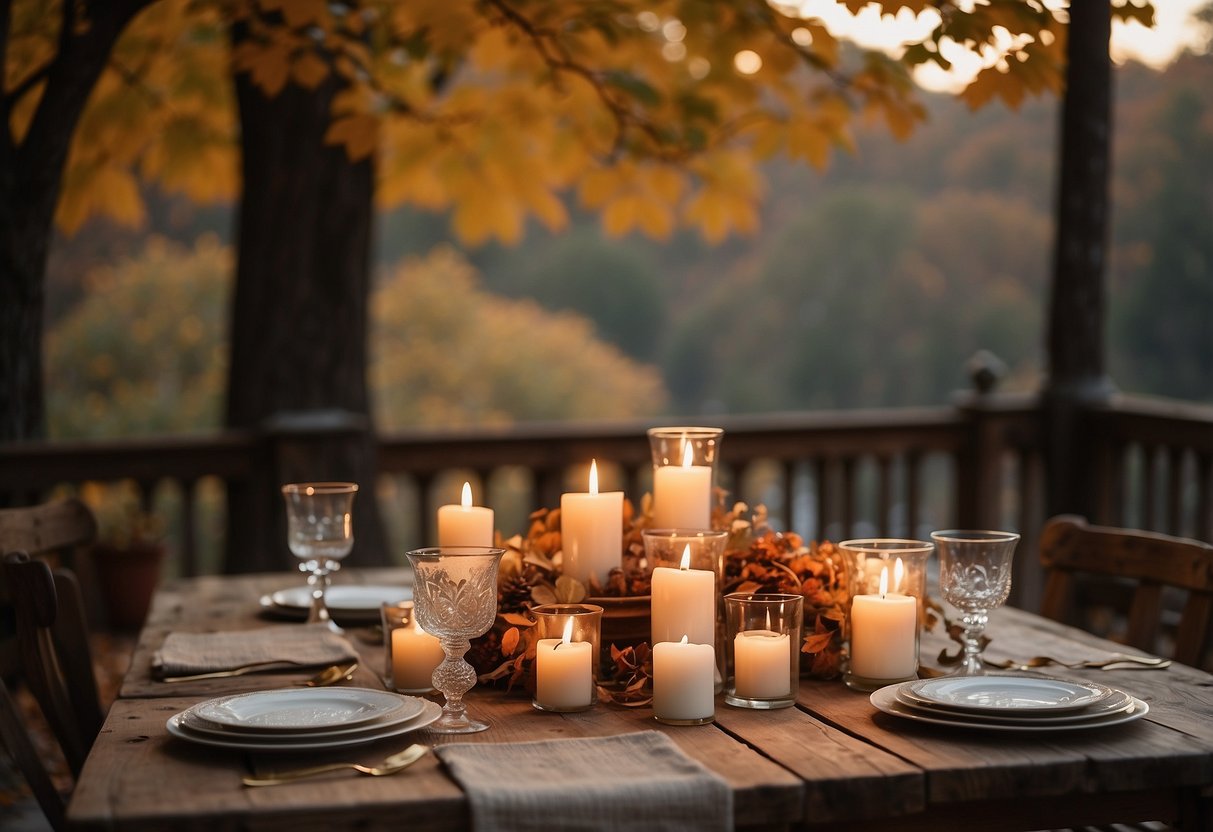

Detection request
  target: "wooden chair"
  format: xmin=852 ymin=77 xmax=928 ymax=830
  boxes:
xmin=1040 ymin=514 xmax=1213 ymax=667
xmin=0 ymin=498 xmax=103 ymax=830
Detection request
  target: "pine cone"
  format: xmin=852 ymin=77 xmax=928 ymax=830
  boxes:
xmin=467 ymin=630 xmax=503 ymax=676
xmin=498 ymin=575 xmax=534 ymax=613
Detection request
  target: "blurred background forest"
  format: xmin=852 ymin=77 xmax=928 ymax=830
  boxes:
xmin=45 ymin=49 xmax=1212 ymax=445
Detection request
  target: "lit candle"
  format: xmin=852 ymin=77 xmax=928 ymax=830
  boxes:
xmin=849 ymin=558 xmax=917 ymax=681
xmin=733 ymin=611 xmax=791 ymax=699
xmin=390 ymin=618 xmax=445 ymax=692
xmin=437 ymin=482 xmax=494 ymax=548
xmin=536 ymin=619 xmax=593 ymax=711
xmin=651 ymin=545 xmax=715 ymax=647
xmin=653 ymin=635 xmax=715 ymax=722
xmin=560 ymin=460 xmax=623 ymax=586
xmin=652 ymin=439 xmax=712 ymax=529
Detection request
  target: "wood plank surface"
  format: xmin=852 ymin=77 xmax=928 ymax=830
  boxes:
xmin=70 ymin=571 xmax=1213 ymax=831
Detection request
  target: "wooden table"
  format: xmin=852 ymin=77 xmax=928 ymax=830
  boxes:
xmin=68 ymin=570 xmax=1213 ymax=831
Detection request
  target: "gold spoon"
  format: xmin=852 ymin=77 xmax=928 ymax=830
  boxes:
xmin=296 ymin=662 xmax=359 ymax=687
xmin=985 ymin=654 xmax=1171 ymax=671
xmin=241 ymin=744 xmax=428 ymax=787
xmin=160 ymin=660 xmax=357 ymax=684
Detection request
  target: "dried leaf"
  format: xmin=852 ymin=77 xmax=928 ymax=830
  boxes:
xmin=500 ymin=626 xmax=521 ymax=656
xmin=555 ymin=575 xmax=587 ymax=603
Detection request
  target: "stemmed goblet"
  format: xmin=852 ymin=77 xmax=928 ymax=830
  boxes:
xmin=282 ymin=482 xmax=357 ymax=634
xmin=405 ymin=546 xmax=505 ymax=733
xmin=932 ymin=530 xmax=1020 ymax=675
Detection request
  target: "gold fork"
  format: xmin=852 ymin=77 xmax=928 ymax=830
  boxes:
xmin=985 ymin=654 xmax=1171 ymax=671
xmin=241 ymin=745 xmax=428 ymax=787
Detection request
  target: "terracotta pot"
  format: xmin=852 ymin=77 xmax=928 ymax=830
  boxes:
xmin=91 ymin=541 xmax=165 ymax=631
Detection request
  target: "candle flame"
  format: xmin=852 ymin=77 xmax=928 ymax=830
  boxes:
xmin=561 ymin=617 xmax=574 ymax=646
xmin=589 ymin=459 xmax=599 ymax=496
xmin=765 ymin=608 xmax=772 ymax=631
xmin=461 ymin=481 xmax=473 ymax=508
xmin=681 ymin=440 xmax=694 ymax=468
xmin=679 ymin=544 xmax=691 ymax=570
xmin=879 ymin=566 xmax=889 ymax=598
xmin=894 ymin=557 xmax=904 ymax=593
xmin=679 ymin=634 xmax=689 ymax=645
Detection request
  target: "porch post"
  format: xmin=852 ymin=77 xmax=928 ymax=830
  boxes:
xmin=1042 ymin=0 xmax=1117 ymax=520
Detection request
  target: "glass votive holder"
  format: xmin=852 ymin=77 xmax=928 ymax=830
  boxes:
xmin=647 ymin=427 xmax=723 ymax=530
xmin=724 ymin=593 xmax=803 ymax=709
xmin=839 ymin=539 xmax=934 ymax=692
xmin=381 ymin=600 xmax=444 ymax=693
xmin=531 ymin=603 xmax=603 ymax=712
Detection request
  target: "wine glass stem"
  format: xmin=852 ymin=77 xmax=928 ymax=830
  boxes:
xmin=304 ymin=561 xmax=336 ymax=627
xmin=959 ymin=610 xmax=989 ymax=674
xmin=434 ymin=637 xmax=475 ymax=724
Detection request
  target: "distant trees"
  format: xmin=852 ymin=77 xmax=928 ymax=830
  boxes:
xmin=44 ymin=238 xmax=665 ymax=438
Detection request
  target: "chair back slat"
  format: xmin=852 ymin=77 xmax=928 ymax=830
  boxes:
xmin=1039 ymin=515 xmax=1213 ymax=668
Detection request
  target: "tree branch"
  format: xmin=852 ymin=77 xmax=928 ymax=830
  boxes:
xmin=5 ymin=62 xmax=53 ymax=109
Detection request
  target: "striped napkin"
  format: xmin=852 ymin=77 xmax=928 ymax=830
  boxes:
xmin=435 ymin=731 xmax=733 ymax=832
xmin=153 ymin=623 xmax=359 ymax=677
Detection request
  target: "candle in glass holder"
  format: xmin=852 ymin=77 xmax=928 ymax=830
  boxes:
xmin=560 ymin=460 xmax=623 ymax=586
xmin=390 ymin=617 xmax=445 ymax=692
xmin=733 ymin=617 xmax=791 ymax=699
xmin=849 ymin=559 xmax=917 ymax=682
xmin=535 ymin=619 xmax=593 ymax=712
xmin=652 ymin=440 xmax=712 ymax=529
xmin=437 ymin=482 xmax=494 ymax=548
xmin=653 ymin=635 xmax=715 ymax=724
xmin=651 ymin=545 xmax=715 ymax=647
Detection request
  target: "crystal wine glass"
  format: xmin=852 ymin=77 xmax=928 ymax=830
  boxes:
xmin=405 ymin=546 xmax=505 ymax=733
xmin=282 ymin=482 xmax=357 ymax=634
xmin=932 ymin=530 xmax=1020 ymax=675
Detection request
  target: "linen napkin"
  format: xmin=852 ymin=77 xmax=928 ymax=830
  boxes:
xmin=152 ymin=623 xmax=359 ymax=677
xmin=434 ymin=731 xmax=733 ymax=832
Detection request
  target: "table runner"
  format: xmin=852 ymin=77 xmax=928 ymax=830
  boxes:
xmin=435 ymin=730 xmax=733 ymax=832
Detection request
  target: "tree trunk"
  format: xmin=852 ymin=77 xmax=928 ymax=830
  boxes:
xmin=1042 ymin=0 xmax=1117 ymax=520
xmin=225 ymin=30 xmax=388 ymax=572
xmin=0 ymin=1 xmax=150 ymax=446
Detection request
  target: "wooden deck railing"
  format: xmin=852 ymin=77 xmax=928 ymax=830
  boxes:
xmin=2 ymin=392 xmax=1209 ymax=612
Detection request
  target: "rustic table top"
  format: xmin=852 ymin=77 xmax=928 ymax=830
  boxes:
xmin=68 ymin=570 xmax=1213 ymax=831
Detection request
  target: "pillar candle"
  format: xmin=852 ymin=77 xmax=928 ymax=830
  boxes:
xmin=391 ymin=621 xmax=445 ymax=691
xmin=652 ymin=440 xmax=712 ymax=529
xmin=651 ymin=545 xmax=715 ymax=646
xmin=653 ymin=636 xmax=715 ymax=722
xmin=437 ymin=482 xmax=494 ymax=548
xmin=536 ymin=621 xmax=593 ymax=711
xmin=560 ymin=460 xmax=623 ymax=586
xmin=733 ymin=629 xmax=791 ymax=699
xmin=849 ymin=564 xmax=917 ymax=681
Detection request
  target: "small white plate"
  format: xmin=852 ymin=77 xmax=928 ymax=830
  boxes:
xmin=263 ymin=585 xmax=412 ymax=620
xmin=893 ymin=687 xmax=1135 ymax=725
xmin=181 ymin=694 xmax=425 ymax=739
xmin=872 ymin=684 xmax=1148 ymax=732
xmin=903 ymin=673 xmax=1115 ymax=714
xmin=168 ymin=700 xmax=441 ymax=751
xmin=189 ymin=687 xmax=412 ymax=732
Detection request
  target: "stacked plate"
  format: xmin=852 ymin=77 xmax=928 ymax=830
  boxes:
xmin=871 ymin=673 xmax=1149 ymax=732
xmin=167 ymin=687 xmax=440 ymax=751
xmin=259 ymin=585 xmax=412 ymax=623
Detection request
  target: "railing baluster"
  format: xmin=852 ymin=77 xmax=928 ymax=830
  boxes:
xmin=841 ymin=457 xmax=856 ymax=540
xmin=1143 ymin=444 xmax=1159 ymax=531
xmin=181 ymin=478 xmax=198 ymax=578
xmin=1167 ymin=447 xmax=1184 ymax=537
xmin=906 ymin=451 xmax=921 ymax=539
xmin=877 ymin=455 xmax=892 ymax=537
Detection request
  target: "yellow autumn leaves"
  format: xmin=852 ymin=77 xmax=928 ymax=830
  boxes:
xmin=9 ymin=0 xmax=1076 ymax=245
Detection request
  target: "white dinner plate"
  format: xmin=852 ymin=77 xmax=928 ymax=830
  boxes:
xmin=181 ymin=694 xmax=426 ymax=739
xmin=262 ymin=585 xmax=412 ymax=620
xmin=871 ymin=684 xmax=1148 ymax=732
xmin=167 ymin=699 xmax=441 ymax=751
xmin=189 ymin=687 xmax=413 ymax=732
xmin=902 ymin=673 xmax=1115 ymax=714
xmin=893 ymin=687 xmax=1135 ymax=725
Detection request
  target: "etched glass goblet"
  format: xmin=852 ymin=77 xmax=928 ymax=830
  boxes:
xmin=282 ymin=482 xmax=357 ymax=634
xmin=405 ymin=546 xmax=505 ymax=733
xmin=932 ymin=530 xmax=1020 ymax=675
